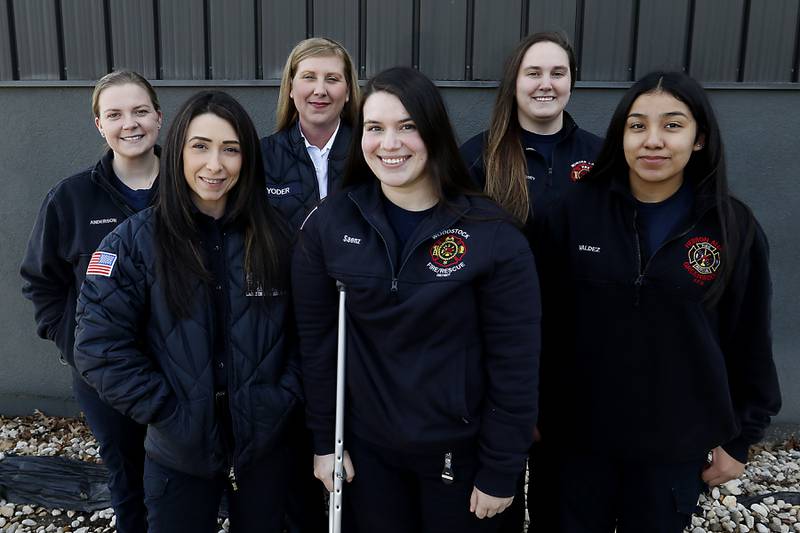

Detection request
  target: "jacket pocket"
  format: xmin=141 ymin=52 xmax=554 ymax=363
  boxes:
xmin=150 ymin=397 xmax=207 ymax=451
xmin=251 ymin=383 xmax=298 ymax=440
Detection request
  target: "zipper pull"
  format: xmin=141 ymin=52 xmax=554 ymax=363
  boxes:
xmin=228 ymin=465 xmax=239 ymax=492
xmin=441 ymin=452 xmax=454 ymax=484
xmin=391 ymin=279 xmax=398 ymax=293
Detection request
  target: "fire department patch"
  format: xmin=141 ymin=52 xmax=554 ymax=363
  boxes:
xmin=427 ymin=230 xmax=470 ymax=278
xmin=682 ymin=237 xmax=722 ymax=285
xmin=430 ymin=235 xmax=467 ymax=267
xmin=570 ymin=160 xmax=594 ymax=182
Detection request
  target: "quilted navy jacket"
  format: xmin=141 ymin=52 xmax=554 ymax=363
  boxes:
xmin=260 ymin=121 xmax=352 ymax=232
xmin=74 ymin=208 xmax=301 ymax=479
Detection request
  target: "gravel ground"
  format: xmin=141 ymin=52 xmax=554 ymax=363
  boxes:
xmin=1 ymin=412 xmax=798 ymax=532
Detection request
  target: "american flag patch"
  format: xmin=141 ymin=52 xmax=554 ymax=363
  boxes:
xmin=86 ymin=251 xmax=117 ymax=277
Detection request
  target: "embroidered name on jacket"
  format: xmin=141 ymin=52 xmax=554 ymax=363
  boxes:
xmin=343 ymin=234 xmax=361 ymax=244
xmin=427 ymin=230 xmax=468 ymax=277
xmin=570 ymin=160 xmax=594 ymax=182
xmin=578 ymin=244 xmax=601 ymax=253
xmin=266 ymin=185 xmax=295 ymax=196
xmin=86 ymin=251 xmax=117 ymax=277
xmin=682 ymin=236 xmax=722 ymax=285
xmin=89 ymin=217 xmax=118 ymax=225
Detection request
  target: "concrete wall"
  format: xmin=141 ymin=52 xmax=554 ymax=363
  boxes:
xmin=1 ymin=84 xmax=798 ymax=425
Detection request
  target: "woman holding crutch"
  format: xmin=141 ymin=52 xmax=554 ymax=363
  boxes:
xmin=20 ymin=70 xmax=162 ymax=532
xmin=292 ymin=66 xmax=541 ymax=533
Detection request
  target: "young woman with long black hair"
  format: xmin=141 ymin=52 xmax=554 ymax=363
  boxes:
xmin=292 ymin=66 xmax=541 ymax=533
xmin=532 ymin=71 xmax=781 ymax=532
xmin=73 ymin=91 xmax=300 ymax=532
xmin=20 ymin=70 xmax=162 ymax=532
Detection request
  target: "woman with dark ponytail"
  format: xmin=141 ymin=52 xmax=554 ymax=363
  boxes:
xmin=74 ymin=91 xmax=300 ymax=532
xmin=532 ymin=71 xmax=781 ymax=532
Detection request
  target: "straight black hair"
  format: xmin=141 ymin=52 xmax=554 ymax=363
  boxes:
xmin=155 ymin=90 xmax=289 ymax=317
xmin=587 ymin=71 xmax=754 ymax=305
xmin=341 ymin=66 xmax=479 ymax=201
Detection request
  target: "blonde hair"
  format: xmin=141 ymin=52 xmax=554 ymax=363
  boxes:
xmin=91 ymin=70 xmax=160 ymax=118
xmin=275 ymin=38 xmax=359 ymax=132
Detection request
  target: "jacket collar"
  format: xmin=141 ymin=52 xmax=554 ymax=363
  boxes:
xmin=608 ymin=172 xmax=717 ymax=220
xmin=347 ymin=181 xmax=472 ymax=265
xmin=91 ymin=146 xmax=162 ymax=216
xmin=290 ymin=120 xmax=352 ymax=160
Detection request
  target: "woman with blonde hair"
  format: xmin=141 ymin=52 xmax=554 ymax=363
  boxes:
xmin=21 ymin=70 xmax=162 ymax=532
xmin=262 ymin=37 xmax=359 ymax=231
xmin=261 ymin=37 xmax=360 ymax=531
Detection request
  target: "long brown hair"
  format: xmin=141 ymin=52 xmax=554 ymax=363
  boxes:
xmin=484 ymin=31 xmax=576 ymax=223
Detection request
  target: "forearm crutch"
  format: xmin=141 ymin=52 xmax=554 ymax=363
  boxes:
xmin=329 ymin=281 xmax=347 ymax=533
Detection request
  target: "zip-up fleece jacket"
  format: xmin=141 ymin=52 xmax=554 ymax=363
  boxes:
xmin=535 ymin=175 xmax=781 ymax=464
xmin=260 ymin=122 xmax=352 ymax=232
xmin=459 ymin=112 xmax=603 ymax=224
xmin=292 ymin=181 xmax=541 ymax=497
xmin=73 ymin=208 xmax=301 ymax=479
xmin=20 ymin=149 xmax=158 ymax=366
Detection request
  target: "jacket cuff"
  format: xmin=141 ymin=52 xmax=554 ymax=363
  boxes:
xmin=312 ymin=432 xmax=335 ymax=456
xmin=151 ymin=396 xmax=178 ymax=424
xmin=721 ymin=436 xmax=751 ymax=464
xmin=474 ymin=466 xmax=517 ymax=498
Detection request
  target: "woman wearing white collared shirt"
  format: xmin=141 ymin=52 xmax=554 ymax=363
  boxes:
xmin=259 ymin=37 xmax=360 ymax=533
xmin=260 ymin=37 xmax=360 ymax=233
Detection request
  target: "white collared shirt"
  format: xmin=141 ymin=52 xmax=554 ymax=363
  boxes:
xmin=299 ymin=121 xmax=341 ymax=199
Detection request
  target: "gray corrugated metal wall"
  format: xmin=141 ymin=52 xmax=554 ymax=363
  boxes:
xmin=2 ymin=0 xmax=799 ymax=83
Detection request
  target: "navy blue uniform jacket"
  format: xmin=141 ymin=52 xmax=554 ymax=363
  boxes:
xmin=292 ymin=182 xmax=541 ymax=497
xmin=536 ymin=175 xmax=781 ymax=464
xmin=460 ymin=111 xmax=602 ymax=226
xmin=20 ymin=149 xmax=158 ymax=366
xmin=261 ymin=122 xmax=352 ymax=233
xmin=74 ymin=208 xmax=301 ymax=479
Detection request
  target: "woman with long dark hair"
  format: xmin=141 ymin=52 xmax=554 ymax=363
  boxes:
xmin=20 ymin=70 xmax=162 ymax=532
xmin=533 ymin=71 xmax=781 ymax=532
xmin=460 ymin=31 xmax=602 ymax=229
xmin=461 ymin=31 xmax=604 ymax=532
xmin=74 ymin=91 xmax=300 ymax=532
xmin=293 ymin=66 xmax=541 ymax=533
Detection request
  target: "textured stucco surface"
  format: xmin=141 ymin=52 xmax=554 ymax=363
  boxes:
xmin=1 ymin=85 xmax=797 ymax=423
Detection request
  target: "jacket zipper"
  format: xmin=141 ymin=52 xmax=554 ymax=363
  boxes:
xmin=219 ymin=230 xmax=238 ymax=492
xmin=91 ymin=169 xmax=136 ymax=218
xmin=350 ymin=201 xmax=399 ymax=293
xmin=349 ymin=196 xmax=464 ymax=295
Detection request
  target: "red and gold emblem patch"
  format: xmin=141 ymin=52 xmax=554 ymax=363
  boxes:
xmin=430 ymin=235 xmax=467 ymax=267
xmin=682 ymin=237 xmax=722 ymax=285
xmin=570 ymin=160 xmax=594 ymax=182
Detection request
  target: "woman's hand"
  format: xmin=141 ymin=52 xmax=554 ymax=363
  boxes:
xmin=702 ymin=446 xmax=745 ymax=486
xmin=313 ymin=451 xmax=355 ymax=492
xmin=469 ymin=486 xmax=514 ymax=519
